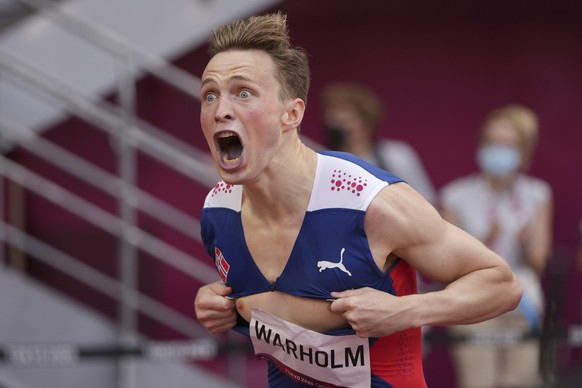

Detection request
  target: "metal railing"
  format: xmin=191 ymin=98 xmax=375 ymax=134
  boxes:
xmin=0 ymin=154 xmax=216 ymax=282
xmin=16 ymin=0 xmax=201 ymax=100
xmin=0 ymin=50 xmax=217 ymax=187
xmin=0 ymin=220 xmax=209 ymax=338
xmin=0 ymin=118 xmax=204 ymax=245
xmin=0 ymin=1 xmax=232 ymax=388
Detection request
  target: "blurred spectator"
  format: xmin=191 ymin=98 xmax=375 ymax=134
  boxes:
xmin=440 ymin=104 xmax=553 ymax=388
xmin=321 ymin=82 xmax=436 ymax=204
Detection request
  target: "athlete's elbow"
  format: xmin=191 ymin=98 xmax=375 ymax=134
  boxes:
xmin=505 ymin=273 xmax=523 ymax=313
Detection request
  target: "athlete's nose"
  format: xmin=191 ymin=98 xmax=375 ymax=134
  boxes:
xmin=214 ymin=96 xmax=234 ymax=122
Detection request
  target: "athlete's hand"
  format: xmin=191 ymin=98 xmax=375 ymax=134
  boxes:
xmin=194 ymin=281 xmax=237 ymax=334
xmin=330 ymin=287 xmax=416 ymax=338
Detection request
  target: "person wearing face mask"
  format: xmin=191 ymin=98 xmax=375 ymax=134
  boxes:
xmin=440 ymin=104 xmax=553 ymax=388
xmin=321 ymin=83 xmax=436 ymax=205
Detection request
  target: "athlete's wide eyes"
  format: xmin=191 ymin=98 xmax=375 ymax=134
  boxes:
xmin=239 ymin=90 xmax=251 ymax=99
xmin=205 ymin=93 xmax=217 ymax=103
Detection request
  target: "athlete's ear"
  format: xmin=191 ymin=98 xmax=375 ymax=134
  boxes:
xmin=281 ymin=98 xmax=305 ymax=132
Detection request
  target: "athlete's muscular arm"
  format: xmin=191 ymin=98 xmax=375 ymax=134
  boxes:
xmin=330 ymin=183 xmax=522 ymax=338
xmin=194 ymin=281 xmax=237 ymax=334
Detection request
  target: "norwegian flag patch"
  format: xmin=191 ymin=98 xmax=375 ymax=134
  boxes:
xmin=214 ymin=247 xmax=230 ymax=283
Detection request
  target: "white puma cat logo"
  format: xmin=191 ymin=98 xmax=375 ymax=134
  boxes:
xmin=317 ymin=248 xmax=352 ymax=276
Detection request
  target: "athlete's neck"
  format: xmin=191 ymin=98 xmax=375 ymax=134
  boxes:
xmin=242 ymin=138 xmax=317 ymax=222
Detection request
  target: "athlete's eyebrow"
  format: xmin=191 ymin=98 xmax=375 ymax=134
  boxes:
xmin=230 ymin=74 xmax=254 ymax=83
xmin=200 ymin=77 xmax=215 ymax=89
xmin=200 ymin=74 xmax=255 ymax=89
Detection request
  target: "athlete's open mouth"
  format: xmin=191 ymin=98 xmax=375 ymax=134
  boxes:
xmin=217 ymin=131 xmax=243 ymax=162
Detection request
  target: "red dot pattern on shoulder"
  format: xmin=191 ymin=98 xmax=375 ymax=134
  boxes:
xmin=330 ymin=169 xmax=367 ymax=197
xmin=211 ymin=182 xmax=233 ymax=197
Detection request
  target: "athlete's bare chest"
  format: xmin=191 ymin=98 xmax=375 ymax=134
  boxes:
xmin=243 ymin=221 xmax=302 ymax=284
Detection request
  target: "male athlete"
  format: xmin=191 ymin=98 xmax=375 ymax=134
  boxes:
xmin=194 ymin=12 xmax=522 ymax=387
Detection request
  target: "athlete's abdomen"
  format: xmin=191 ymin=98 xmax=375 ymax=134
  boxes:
xmin=235 ymin=291 xmax=349 ymax=333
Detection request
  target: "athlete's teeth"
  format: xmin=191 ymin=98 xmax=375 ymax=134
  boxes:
xmin=222 ymin=154 xmax=240 ymax=164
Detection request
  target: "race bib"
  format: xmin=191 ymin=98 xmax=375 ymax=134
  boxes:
xmin=250 ymin=308 xmax=371 ymax=388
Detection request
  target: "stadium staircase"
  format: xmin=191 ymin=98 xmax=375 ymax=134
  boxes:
xmin=0 ymin=0 xmax=281 ymax=387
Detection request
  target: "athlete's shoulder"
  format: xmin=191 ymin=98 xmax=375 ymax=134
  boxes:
xmin=203 ymin=181 xmax=243 ymax=211
xmin=309 ymin=152 xmax=404 ymax=212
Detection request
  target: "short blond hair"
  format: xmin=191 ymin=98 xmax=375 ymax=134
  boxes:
xmin=208 ymin=12 xmax=310 ymax=104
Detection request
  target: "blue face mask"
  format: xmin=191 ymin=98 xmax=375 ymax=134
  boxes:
xmin=477 ymin=144 xmax=521 ymax=177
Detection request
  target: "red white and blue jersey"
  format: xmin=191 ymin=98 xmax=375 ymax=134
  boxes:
xmin=201 ymin=151 xmax=427 ymax=388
